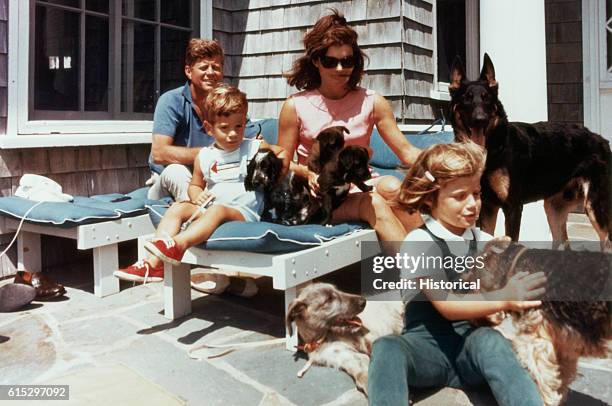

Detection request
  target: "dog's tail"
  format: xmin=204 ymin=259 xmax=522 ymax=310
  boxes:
xmin=580 ymin=140 xmax=612 ymax=243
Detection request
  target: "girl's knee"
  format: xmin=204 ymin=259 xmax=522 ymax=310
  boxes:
xmin=368 ymin=192 xmax=390 ymax=213
xmin=376 ymin=176 xmax=402 ymax=201
xmin=468 ymin=327 xmax=512 ymax=354
xmin=371 ymin=336 xmax=411 ymax=363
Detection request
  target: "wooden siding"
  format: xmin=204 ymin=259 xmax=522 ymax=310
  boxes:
xmin=544 ymin=0 xmax=583 ymax=125
xmin=213 ymin=0 xmax=438 ymax=123
xmin=0 ymin=144 xmax=150 ymax=277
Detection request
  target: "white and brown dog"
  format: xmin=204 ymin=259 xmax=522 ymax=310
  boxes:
xmin=286 ymin=283 xmax=404 ymax=394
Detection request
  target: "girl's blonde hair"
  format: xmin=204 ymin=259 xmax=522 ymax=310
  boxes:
xmin=398 ymin=141 xmax=486 ymax=215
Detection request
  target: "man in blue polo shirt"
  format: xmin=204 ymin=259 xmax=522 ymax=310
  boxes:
xmin=147 ymin=38 xmax=224 ymax=201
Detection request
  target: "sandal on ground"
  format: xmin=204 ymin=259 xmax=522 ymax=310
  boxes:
xmin=191 ymin=272 xmax=231 ymax=295
xmin=14 ymin=271 xmax=66 ymax=300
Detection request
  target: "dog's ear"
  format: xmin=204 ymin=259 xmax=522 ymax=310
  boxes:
xmin=449 ymin=55 xmax=465 ymax=92
xmin=285 ymin=300 xmax=306 ymax=336
xmin=271 ymin=153 xmax=283 ymax=183
xmin=480 ymin=53 xmax=498 ymax=88
xmin=340 ymin=126 xmax=350 ymax=135
xmin=244 ymin=158 xmax=256 ymax=191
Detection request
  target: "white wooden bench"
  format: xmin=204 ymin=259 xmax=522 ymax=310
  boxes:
xmin=3 ymin=214 xmax=154 ymax=297
xmin=157 ymin=228 xmax=379 ymax=350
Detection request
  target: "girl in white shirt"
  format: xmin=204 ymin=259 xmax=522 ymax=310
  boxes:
xmin=368 ymin=142 xmax=546 ymax=406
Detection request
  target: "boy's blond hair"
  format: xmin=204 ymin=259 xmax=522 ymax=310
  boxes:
xmin=398 ymin=141 xmax=486 ymax=215
xmin=185 ymin=38 xmax=224 ymax=66
xmin=204 ymin=84 xmax=248 ymax=123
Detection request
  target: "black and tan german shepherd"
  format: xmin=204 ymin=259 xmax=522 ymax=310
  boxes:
xmin=449 ymin=53 xmax=611 ymax=249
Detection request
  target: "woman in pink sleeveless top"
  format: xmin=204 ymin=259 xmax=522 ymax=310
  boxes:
xmin=277 ymin=10 xmax=422 ymax=241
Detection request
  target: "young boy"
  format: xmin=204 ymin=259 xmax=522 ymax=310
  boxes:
xmin=115 ymin=85 xmax=286 ymax=284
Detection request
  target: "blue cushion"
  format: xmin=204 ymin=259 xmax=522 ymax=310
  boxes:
xmin=0 ymin=191 xmax=164 ymax=228
xmin=247 ymin=118 xmax=454 ymax=169
xmin=372 ymin=166 xmax=407 ymax=180
xmin=369 ymin=130 xmax=455 ymax=169
xmin=147 ymin=205 xmax=366 ymax=254
xmin=246 ymin=118 xmax=279 ymax=145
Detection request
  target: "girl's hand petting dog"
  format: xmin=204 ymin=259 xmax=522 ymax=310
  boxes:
xmin=501 ymin=271 xmax=547 ymax=312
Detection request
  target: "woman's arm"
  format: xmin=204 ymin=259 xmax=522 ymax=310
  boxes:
xmin=277 ymin=98 xmax=300 ymax=177
xmin=373 ymin=94 xmax=421 ymax=167
xmin=277 ymin=98 xmax=319 ymax=192
xmin=260 ymin=141 xmax=289 ymax=164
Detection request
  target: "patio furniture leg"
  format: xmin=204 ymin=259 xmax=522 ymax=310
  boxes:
xmin=137 ymin=234 xmax=151 ymax=261
xmin=17 ymin=231 xmax=41 ymax=272
xmin=285 ymin=286 xmax=298 ymax=351
xmin=164 ymin=262 xmax=191 ymax=320
xmin=92 ymin=244 xmax=120 ymax=298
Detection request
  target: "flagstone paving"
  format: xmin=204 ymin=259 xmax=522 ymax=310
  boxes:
xmin=0 ymin=214 xmax=609 ymax=405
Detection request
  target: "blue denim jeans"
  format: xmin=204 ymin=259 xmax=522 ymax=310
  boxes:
xmin=368 ymin=316 xmax=543 ymax=406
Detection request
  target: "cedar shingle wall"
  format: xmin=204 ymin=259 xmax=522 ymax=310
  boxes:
xmin=213 ymin=0 xmax=438 ymax=123
xmin=0 ymin=1 xmax=150 ymax=276
xmin=545 ymin=0 xmax=583 ymax=125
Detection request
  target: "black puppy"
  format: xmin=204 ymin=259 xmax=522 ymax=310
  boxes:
xmin=264 ymin=172 xmax=322 ymax=225
xmin=244 ymin=148 xmax=283 ymax=193
xmin=449 ymin=53 xmax=611 ymax=249
xmin=317 ymin=145 xmax=373 ymax=225
xmin=307 ymin=126 xmax=347 ymax=174
xmin=245 ymin=149 xmax=320 ymax=225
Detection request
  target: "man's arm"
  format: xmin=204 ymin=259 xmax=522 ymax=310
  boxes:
xmin=150 ymin=134 xmax=202 ymax=166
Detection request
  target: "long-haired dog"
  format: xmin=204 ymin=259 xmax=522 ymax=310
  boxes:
xmin=449 ymin=53 xmax=612 ymax=249
xmin=470 ymin=239 xmax=612 ymax=405
xmin=286 ymin=283 xmax=404 ymax=394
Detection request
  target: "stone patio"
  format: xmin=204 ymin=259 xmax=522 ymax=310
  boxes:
xmin=0 ymin=213 xmax=610 ymax=405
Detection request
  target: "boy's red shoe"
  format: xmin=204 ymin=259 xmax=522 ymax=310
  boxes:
xmin=113 ymin=260 xmax=163 ymax=283
xmin=144 ymin=238 xmax=185 ymax=265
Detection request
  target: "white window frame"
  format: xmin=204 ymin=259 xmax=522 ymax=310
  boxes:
xmin=4 ymin=0 xmax=212 ymax=148
xmin=431 ymin=0 xmax=479 ymax=101
xmin=601 ymin=0 xmax=612 ymax=82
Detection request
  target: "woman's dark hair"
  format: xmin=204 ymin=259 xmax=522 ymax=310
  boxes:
xmin=284 ymin=9 xmax=366 ymax=91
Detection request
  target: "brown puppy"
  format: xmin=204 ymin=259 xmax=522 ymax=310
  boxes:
xmin=307 ymin=126 xmax=347 ymax=174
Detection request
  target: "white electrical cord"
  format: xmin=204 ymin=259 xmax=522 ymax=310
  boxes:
xmin=0 ymin=200 xmax=46 ymax=259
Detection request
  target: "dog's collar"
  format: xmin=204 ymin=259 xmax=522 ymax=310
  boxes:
xmin=296 ymin=338 xmax=325 ymax=353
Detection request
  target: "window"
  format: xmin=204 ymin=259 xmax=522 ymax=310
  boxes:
xmin=434 ymin=0 xmax=479 ymax=94
xmin=30 ymin=0 xmax=199 ymax=121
